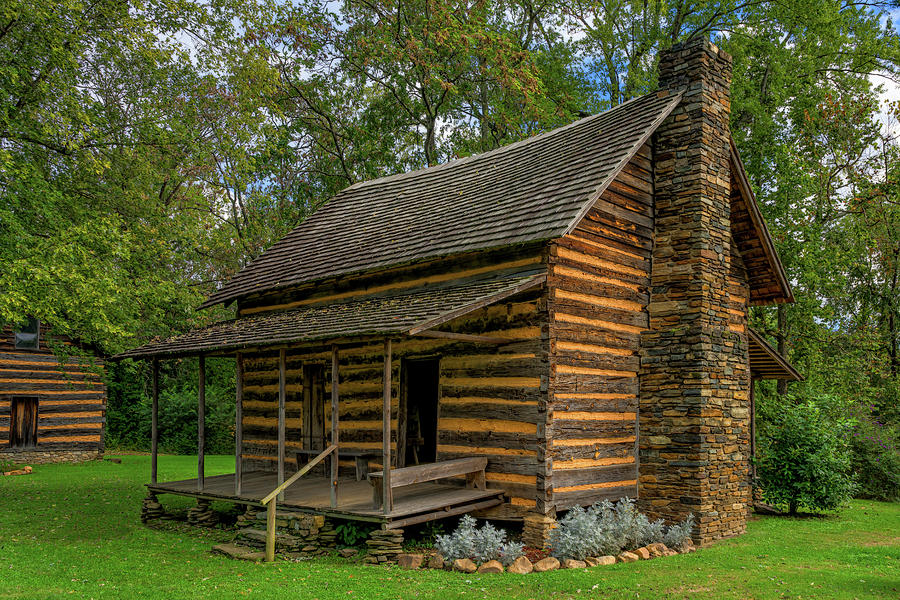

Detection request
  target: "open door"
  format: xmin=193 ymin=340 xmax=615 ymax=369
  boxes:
xmin=10 ymin=397 xmax=38 ymax=449
xmin=399 ymin=358 xmax=440 ymax=467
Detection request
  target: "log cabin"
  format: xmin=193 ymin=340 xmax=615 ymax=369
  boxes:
xmin=114 ymin=38 xmax=802 ymax=551
xmin=1 ymin=318 xmax=107 ymax=464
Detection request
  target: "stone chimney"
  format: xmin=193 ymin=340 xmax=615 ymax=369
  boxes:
xmin=639 ymin=38 xmax=751 ymax=544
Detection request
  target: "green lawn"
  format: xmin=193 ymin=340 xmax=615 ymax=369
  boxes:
xmin=0 ymin=455 xmax=897 ymax=599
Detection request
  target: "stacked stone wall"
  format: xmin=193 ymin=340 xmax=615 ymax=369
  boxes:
xmin=638 ymin=38 xmax=751 ymax=544
xmin=0 ymin=449 xmax=102 ymax=464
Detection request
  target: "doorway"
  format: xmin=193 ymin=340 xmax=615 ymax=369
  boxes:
xmin=9 ymin=397 xmax=38 ymax=448
xmin=399 ymin=358 xmax=440 ymax=467
xmin=302 ymin=364 xmax=327 ymax=452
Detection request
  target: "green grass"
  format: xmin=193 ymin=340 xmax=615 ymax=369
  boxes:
xmin=1 ymin=455 xmax=897 ymax=599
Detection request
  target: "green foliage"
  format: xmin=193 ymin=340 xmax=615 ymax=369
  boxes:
xmin=334 ymin=521 xmax=376 ymax=547
xmin=848 ymin=401 xmax=900 ymax=502
xmin=757 ymin=398 xmax=856 ymax=514
xmin=105 ymin=358 xmax=235 ymax=455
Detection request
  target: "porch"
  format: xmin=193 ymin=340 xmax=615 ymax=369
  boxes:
xmin=147 ymin=470 xmax=503 ymax=529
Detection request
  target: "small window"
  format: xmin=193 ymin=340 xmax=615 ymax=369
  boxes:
xmin=14 ymin=317 xmax=40 ymax=350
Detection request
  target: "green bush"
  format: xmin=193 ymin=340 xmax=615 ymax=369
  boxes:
xmin=757 ymin=400 xmax=855 ymax=514
xmin=848 ymin=405 xmax=900 ymax=502
xmin=105 ymin=358 xmax=235 ymax=455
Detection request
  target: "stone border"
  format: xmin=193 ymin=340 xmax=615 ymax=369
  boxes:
xmin=393 ymin=540 xmax=696 ymax=574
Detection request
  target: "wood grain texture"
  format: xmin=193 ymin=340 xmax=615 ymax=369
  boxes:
xmin=545 ymin=144 xmax=652 ymax=509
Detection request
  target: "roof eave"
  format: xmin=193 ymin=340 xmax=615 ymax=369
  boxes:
xmin=748 ymin=327 xmax=804 ymax=381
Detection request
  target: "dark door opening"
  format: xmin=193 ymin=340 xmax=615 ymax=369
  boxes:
xmin=10 ymin=397 xmax=38 ymax=448
xmin=302 ymin=364 xmax=327 ymax=452
xmin=400 ymin=358 xmax=440 ymax=467
xmin=300 ymin=364 xmax=327 ymax=476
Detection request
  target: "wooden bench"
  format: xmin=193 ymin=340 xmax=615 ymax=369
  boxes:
xmin=368 ymin=456 xmax=488 ymax=509
xmin=295 ymin=449 xmax=381 ymax=481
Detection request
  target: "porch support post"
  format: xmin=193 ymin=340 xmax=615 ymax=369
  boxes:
xmin=382 ymin=338 xmax=392 ymax=514
xmin=151 ymin=357 xmax=159 ymax=484
xmin=235 ymin=352 xmax=243 ymax=496
xmin=198 ymin=355 xmax=205 ymax=491
xmin=277 ymin=348 xmax=286 ymax=501
xmin=330 ymin=344 xmax=339 ymax=508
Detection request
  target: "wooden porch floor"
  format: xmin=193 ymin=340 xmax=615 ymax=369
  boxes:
xmin=147 ymin=471 xmax=504 ymax=528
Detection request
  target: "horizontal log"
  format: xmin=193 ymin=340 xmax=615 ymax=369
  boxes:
xmin=551 ymin=464 xmax=638 ymax=489
xmin=548 ymin=421 xmax=635 ymax=439
xmin=438 ymin=431 xmax=538 ymax=454
xmin=438 ymin=400 xmax=539 ymax=422
xmin=441 ymin=386 xmax=544 ymax=402
xmin=553 ymin=353 xmax=641 ymax=374
xmin=0 ymin=353 xmax=101 ymax=366
xmin=0 ymin=380 xmax=104 ymax=392
xmin=552 ymin=303 xmax=647 ymax=331
xmin=1 ymin=441 xmax=101 ymax=452
xmin=435 ymin=450 xmax=539 ymax=475
xmin=438 ymin=418 xmax=537 ymax=435
xmin=552 ymin=484 xmax=637 ymax=510
xmin=549 ymin=442 xmax=634 ymax=461
xmin=552 ymin=374 xmax=638 ymax=396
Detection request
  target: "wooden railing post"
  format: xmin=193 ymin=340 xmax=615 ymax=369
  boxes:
xmin=265 ymin=498 xmax=276 ymax=562
xmin=260 ymin=444 xmax=336 ymax=562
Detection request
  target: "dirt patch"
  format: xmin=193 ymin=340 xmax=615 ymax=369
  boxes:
xmin=862 ymin=536 xmax=900 ymax=547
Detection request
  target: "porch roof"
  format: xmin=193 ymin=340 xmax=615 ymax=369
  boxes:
xmin=112 ymin=271 xmax=545 ymax=360
xmin=748 ymin=328 xmax=804 ymax=381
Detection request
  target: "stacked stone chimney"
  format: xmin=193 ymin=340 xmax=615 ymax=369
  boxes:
xmin=638 ymin=38 xmax=752 ymax=544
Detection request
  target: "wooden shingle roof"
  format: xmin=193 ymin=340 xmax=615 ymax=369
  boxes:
xmin=201 ymin=91 xmax=683 ymax=308
xmin=114 ymin=272 xmax=545 ymax=360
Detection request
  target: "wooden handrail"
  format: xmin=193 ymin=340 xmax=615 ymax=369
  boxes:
xmin=261 ymin=444 xmax=337 ymax=561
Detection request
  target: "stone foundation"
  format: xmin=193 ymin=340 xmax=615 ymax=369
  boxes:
xmin=236 ymin=510 xmax=336 ymax=557
xmin=141 ymin=493 xmax=166 ymax=522
xmin=0 ymin=449 xmax=102 ymax=464
xmin=522 ymin=513 xmax=556 ymax=549
xmin=364 ymin=529 xmax=404 ymax=564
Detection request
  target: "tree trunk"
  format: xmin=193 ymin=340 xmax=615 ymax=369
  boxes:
xmin=424 ymin=120 xmax=437 ymax=167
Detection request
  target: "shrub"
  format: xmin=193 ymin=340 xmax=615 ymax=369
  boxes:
xmin=662 ymin=513 xmax=695 ymax=551
xmin=549 ymin=498 xmax=694 ymax=560
xmin=757 ymin=401 xmax=855 ymax=514
xmin=498 ymin=541 xmax=525 ymax=566
xmin=848 ymin=404 xmax=900 ymax=502
xmin=435 ymin=515 xmax=524 ymax=565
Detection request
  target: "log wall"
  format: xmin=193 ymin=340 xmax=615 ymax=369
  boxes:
xmin=546 ymin=142 xmax=653 ymax=510
xmin=237 ymin=247 xmax=549 ymax=510
xmin=0 ymin=324 xmax=106 ymax=458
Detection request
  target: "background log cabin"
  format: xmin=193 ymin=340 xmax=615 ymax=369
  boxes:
xmin=115 ymin=38 xmax=802 ymax=547
xmin=0 ymin=319 xmax=106 ymax=464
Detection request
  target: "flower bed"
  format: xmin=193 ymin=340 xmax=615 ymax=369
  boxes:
xmin=387 ymin=499 xmax=697 ymax=574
